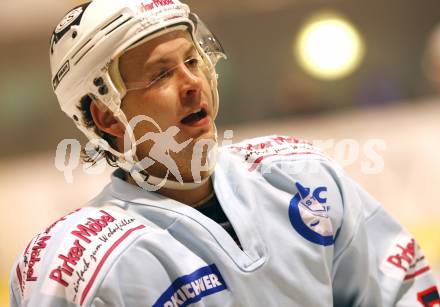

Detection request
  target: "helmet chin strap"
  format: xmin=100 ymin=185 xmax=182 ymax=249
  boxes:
xmin=142 ymin=169 xmax=213 ymax=190
xmin=122 ymin=148 xmax=217 ymax=191
xmin=138 ymin=126 xmax=219 ymax=191
xmin=114 ymin=119 xmax=218 ymax=192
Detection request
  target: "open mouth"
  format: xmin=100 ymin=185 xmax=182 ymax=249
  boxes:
xmin=181 ymin=108 xmax=208 ymax=125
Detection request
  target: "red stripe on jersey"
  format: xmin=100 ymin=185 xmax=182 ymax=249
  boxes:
xmin=16 ymin=265 xmax=23 ymax=292
xmin=248 ymin=151 xmax=327 ymax=172
xmin=403 ymin=266 xmax=430 ymax=281
xmin=80 ymin=225 xmax=146 ymax=305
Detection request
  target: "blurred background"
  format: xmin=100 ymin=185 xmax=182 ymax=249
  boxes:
xmin=1 ymin=0 xmax=440 ymax=304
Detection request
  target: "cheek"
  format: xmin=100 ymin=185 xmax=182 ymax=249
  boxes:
xmin=120 ymin=94 xmax=143 ymax=121
xmin=201 ymin=79 xmax=214 ymax=103
xmin=121 ymin=89 xmax=180 ymax=130
xmin=144 ymin=91 xmax=179 ymax=124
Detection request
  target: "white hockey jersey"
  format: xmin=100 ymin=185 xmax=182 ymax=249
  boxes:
xmin=10 ymin=136 xmax=440 ymax=307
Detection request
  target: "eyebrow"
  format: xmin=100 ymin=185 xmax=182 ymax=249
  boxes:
xmin=143 ymin=44 xmax=197 ymax=73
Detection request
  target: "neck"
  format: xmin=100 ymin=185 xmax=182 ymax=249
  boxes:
xmin=126 ymin=173 xmax=214 ymax=207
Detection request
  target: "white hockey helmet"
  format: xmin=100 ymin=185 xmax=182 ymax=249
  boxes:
xmin=50 ymin=0 xmax=226 ymax=189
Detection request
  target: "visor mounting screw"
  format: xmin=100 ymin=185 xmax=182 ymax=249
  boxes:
xmin=72 ymin=31 xmax=78 ymax=39
xmin=73 ymin=115 xmax=79 ymax=121
xmin=93 ymin=77 xmax=104 ymax=86
xmin=99 ymin=85 xmax=109 ymax=95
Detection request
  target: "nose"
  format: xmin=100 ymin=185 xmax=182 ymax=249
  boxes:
xmin=177 ymin=64 xmax=203 ymax=105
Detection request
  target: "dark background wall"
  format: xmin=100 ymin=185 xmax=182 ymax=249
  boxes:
xmin=0 ymin=0 xmax=439 ymax=157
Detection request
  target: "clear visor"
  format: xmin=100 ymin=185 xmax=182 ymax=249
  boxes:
xmin=125 ymin=46 xmax=212 ymax=92
xmin=190 ymin=13 xmax=227 ymax=66
xmin=122 ymin=13 xmax=226 ymax=92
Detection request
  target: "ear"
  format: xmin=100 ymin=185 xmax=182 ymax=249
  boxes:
xmin=90 ymin=100 xmax=125 ymax=138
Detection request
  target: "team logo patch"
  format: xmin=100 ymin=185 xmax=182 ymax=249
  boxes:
xmin=55 ymin=7 xmax=84 ymax=34
xmin=288 ymin=182 xmax=334 ymax=246
xmin=380 ymin=232 xmax=431 ymax=281
xmin=153 ymin=264 xmax=227 ymax=307
xmin=50 ymin=3 xmax=90 ymax=54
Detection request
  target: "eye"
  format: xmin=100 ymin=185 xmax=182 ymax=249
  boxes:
xmin=152 ymin=68 xmax=172 ymax=83
xmin=185 ymin=57 xmax=200 ymax=68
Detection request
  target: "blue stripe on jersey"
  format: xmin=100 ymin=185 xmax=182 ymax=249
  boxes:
xmin=152 ymin=264 xmax=227 ymax=307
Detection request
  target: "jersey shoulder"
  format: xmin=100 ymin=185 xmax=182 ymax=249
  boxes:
xmin=12 ymin=205 xmax=150 ymax=306
xmin=221 ymin=134 xmax=331 ymax=171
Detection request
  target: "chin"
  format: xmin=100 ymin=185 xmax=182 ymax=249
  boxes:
xmin=199 ymin=126 xmax=216 ymax=140
xmin=182 ymin=122 xmax=216 ymax=143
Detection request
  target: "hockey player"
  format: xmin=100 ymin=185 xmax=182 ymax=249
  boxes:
xmin=10 ymin=0 xmax=439 ymax=306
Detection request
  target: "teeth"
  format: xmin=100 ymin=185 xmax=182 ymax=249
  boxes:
xmin=193 ymin=108 xmax=202 ymax=114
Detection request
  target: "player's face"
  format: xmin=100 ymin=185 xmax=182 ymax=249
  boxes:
xmin=118 ymin=30 xmax=216 ymax=181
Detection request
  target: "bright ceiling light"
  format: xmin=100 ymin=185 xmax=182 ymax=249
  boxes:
xmin=295 ymin=12 xmax=365 ymax=80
